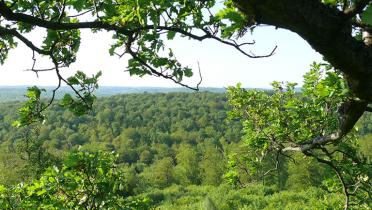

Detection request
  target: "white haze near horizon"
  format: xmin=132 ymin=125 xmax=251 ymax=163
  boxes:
xmin=0 ymin=26 xmax=322 ymax=89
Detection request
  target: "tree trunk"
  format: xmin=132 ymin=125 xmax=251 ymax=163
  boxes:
xmin=233 ymin=0 xmax=372 ymax=102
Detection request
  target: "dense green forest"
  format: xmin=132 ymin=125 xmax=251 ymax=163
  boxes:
xmin=0 ymin=91 xmax=371 ymax=209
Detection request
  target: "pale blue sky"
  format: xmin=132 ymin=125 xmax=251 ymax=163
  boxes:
xmin=0 ymin=26 xmax=322 ymax=88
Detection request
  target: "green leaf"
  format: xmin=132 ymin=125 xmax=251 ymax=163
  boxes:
xmin=322 ymin=0 xmax=338 ymax=5
xmin=361 ymin=4 xmax=372 ymax=25
xmin=36 ymin=188 xmax=47 ymax=196
xmin=167 ymin=31 xmax=176 ymax=40
xmin=184 ymin=68 xmax=193 ymax=77
xmin=71 ymin=0 xmax=85 ymax=12
xmin=61 ymin=94 xmax=73 ymax=106
xmin=0 ymin=185 xmax=6 ymax=192
xmin=12 ymin=120 xmax=21 ymax=127
xmin=67 ymin=76 xmax=80 ymax=85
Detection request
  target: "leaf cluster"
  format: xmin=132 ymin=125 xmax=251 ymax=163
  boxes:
xmin=0 ymin=150 xmax=151 ymax=209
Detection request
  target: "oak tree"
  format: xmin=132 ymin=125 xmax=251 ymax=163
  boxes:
xmin=1 ymin=0 xmax=372 ymax=209
xmin=227 ymin=63 xmax=372 ymax=209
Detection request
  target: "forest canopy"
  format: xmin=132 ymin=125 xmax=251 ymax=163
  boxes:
xmin=0 ymin=91 xmax=371 ymax=209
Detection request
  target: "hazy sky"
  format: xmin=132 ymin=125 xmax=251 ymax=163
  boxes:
xmin=0 ymin=26 xmax=322 ymax=88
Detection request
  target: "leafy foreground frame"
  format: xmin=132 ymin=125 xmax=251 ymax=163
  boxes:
xmin=227 ymin=63 xmax=372 ymax=209
xmin=1 ymin=0 xmax=372 ymax=209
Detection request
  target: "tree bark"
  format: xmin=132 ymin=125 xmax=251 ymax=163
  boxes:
xmin=233 ymin=0 xmax=372 ymax=102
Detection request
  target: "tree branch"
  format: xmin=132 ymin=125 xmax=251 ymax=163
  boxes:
xmin=126 ymin=44 xmax=201 ymax=91
xmin=233 ymin=0 xmax=372 ymax=101
xmin=262 ymin=151 xmax=280 ymax=177
xmin=282 ymin=132 xmax=341 ymax=152
xmin=282 ymin=98 xmax=367 ymax=152
xmin=0 ymin=1 xmax=271 ymax=58
xmin=0 ymin=1 xmax=131 ymax=34
xmin=306 ymin=151 xmax=350 ymax=210
xmin=0 ymin=26 xmax=49 ymax=55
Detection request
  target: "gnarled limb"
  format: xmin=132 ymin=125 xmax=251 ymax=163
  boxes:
xmin=233 ymin=0 xmax=372 ymax=102
xmin=283 ymin=98 xmax=368 ymax=152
